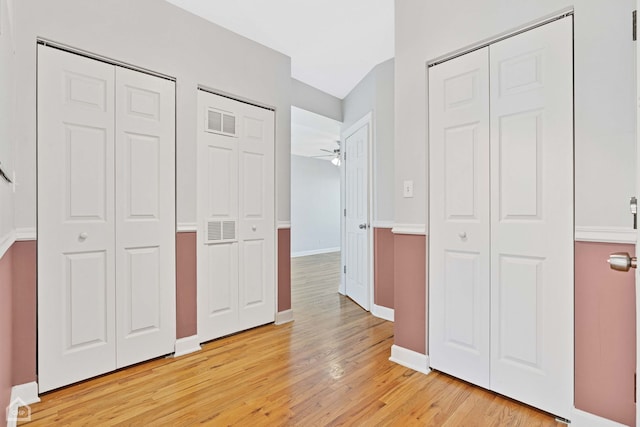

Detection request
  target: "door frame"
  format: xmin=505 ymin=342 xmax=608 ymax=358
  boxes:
xmin=636 ymin=1 xmax=640 ymax=421
xmin=339 ymin=112 xmax=374 ymax=311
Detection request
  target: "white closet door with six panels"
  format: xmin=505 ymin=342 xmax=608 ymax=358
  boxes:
xmin=197 ymin=90 xmax=275 ymax=343
xmin=429 ymin=17 xmax=573 ymax=419
xmin=38 ymin=45 xmax=176 ymax=392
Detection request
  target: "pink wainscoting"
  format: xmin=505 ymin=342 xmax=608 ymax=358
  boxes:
xmin=0 ymin=245 xmax=13 ymax=426
xmin=575 ymin=241 xmax=636 ymax=426
xmin=278 ymin=228 xmax=291 ymax=312
xmin=393 ymin=234 xmax=427 ymax=354
xmin=374 ymin=228 xmax=394 ymax=309
xmin=176 ymin=232 xmax=197 ymax=339
xmin=11 ymin=241 xmax=37 ymax=386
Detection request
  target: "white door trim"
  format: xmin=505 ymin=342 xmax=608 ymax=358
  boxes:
xmin=340 ymin=112 xmax=374 ymax=311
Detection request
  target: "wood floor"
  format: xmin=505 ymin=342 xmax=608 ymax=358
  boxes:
xmin=22 ymin=252 xmax=561 ymax=426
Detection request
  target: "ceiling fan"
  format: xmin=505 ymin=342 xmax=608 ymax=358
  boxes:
xmin=312 ymin=141 xmax=341 ymax=166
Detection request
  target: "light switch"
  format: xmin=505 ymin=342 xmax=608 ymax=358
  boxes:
xmin=403 ymin=180 xmax=414 ymax=198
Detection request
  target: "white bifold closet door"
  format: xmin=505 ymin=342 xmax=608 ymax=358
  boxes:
xmin=197 ymin=90 xmax=275 ymax=343
xmin=429 ymin=17 xmax=573 ymax=419
xmin=38 ymin=45 xmax=176 ymax=393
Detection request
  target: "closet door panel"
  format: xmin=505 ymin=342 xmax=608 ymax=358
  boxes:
xmin=38 ymin=45 xmax=117 ymax=393
xmin=428 ymin=47 xmax=491 ymax=388
xmin=115 ymin=67 xmax=176 ymax=367
xmin=238 ymin=105 xmax=275 ymax=330
xmin=489 ymin=17 xmax=573 ymax=419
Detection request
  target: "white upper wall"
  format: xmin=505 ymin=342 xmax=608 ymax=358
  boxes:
xmin=343 ymin=58 xmax=395 ymax=224
xmin=0 ymin=0 xmax=15 ymax=246
xmin=290 ymin=155 xmax=341 ymax=255
xmin=13 ymin=0 xmax=292 ymax=231
xmin=395 ymin=0 xmax=636 ymax=229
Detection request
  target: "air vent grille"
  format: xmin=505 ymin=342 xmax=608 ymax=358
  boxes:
xmin=205 ymin=107 xmax=237 ymax=137
xmin=205 ymin=219 xmax=237 ymax=244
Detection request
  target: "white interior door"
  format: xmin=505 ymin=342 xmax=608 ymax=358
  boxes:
xmin=488 ymin=17 xmax=573 ymax=419
xmin=428 ymin=47 xmax=491 ymax=389
xmin=38 ymin=45 xmax=117 ymax=392
xmin=344 ymin=123 xmax=370 ymax=310
xmin=114 ymin=67 xmax=176 ymax=367
xmin=197 ymin=90 xmax=275 ymax=343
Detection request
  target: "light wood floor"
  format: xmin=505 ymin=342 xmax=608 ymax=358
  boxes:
xmin=22 ymin=252 xmax=561 ymax=426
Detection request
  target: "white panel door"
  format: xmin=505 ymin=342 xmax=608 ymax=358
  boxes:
xmin=197 ymin=90 xmax=275 ymax=342
xmin=114 ymin=67 xmax=176 ymax=367
xmin=38 ymin=46 xmax=117 ymax=392
xmin=428 ymin=48 xmax=491 ymax=388
xmin=238 ymin=102 xmax=276 ymax=330
xmin=344 ymin=123 xmax=370 ymax=310
xmin=197 ymin=92 xmax=240 ymax=342
xmin=489 ymin=18 xmax=573 ymax=418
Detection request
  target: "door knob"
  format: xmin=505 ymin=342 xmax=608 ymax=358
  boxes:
xmin=79 ymin=232 xmax=88 ymax=240
xmin=608 ymin=252 xmax=637 ymax=272
xmin=359 ymin=223 xmax=367 ymax=229
xmin=459 ymin=231 xmax=467 ymax=239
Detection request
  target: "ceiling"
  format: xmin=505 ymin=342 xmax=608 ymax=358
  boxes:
xmin=165 ymin=0 xmax=395 ymax=99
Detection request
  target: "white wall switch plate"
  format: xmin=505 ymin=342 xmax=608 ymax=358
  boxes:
xmin=403 ymin=180 xmax=413 ymax=198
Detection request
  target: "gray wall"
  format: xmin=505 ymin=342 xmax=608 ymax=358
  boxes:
xmin=291 ymin=78 xmax=343 ymax=123
xmin=0 ymin=0 xmax=15 ymax=243
xmin=13 ymin=0 xmax=292 ymax=233
xmin=342 ymin=58 xmax=395 ymax=224
xmin=395 ymin=0 xmax=636 ymax=230
xmin=291 ymin=155 xmax=341 ymax=256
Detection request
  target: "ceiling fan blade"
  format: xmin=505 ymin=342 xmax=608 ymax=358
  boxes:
xmin=319 ymin=148 xmax=334 ymax=153
xmin=311 ymin=154 xmax=333 ymax=158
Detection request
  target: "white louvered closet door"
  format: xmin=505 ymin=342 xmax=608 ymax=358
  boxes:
xmin=38 ymin=45 xmax=176 ymax=392
xmin=197 ymin=90 xmax=275 ymax=343
xmin=429 ymin=16 xmax=573 ymax=419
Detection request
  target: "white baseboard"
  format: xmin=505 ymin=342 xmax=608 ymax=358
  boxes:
xmin=372 ymin=304 xmax=394 ymax=322
xmin=570 ymin=408 xmax=628 ymax=427
xmin=275 ymin=309 xmax=294 ymax=325
xmin=389 ymin=345 xmax=431 ymax=375
xmin=7 ymin=382 xmax=40 ymax=427
xmin=575 ymin=226 xmax=635 ymax=244
xmin=291 ymin=247 xmax=340 ymax=258
xmin=173 ymin=335 xmax=202 ymax=357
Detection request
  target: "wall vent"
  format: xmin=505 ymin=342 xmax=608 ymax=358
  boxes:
xmin=206 ymin=219 xmax=237 ymax=244
xmin=206 ymin=107 xmax=237 ymax=137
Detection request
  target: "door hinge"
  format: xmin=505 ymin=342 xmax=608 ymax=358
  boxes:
xmin=344 ymin=151 xmax=346 ymax=161
xmin=633 ymin=10 xmax=637 ymax=41
xmin=343 ymin=265 xmax=347 ymax=274
xmin=344 ymin=208 xmax=346 ymax=217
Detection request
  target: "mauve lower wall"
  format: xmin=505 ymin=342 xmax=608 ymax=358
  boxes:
xmin=575 ymin=241 xmax=636 ymax=426
xmin=374 ymin=228 xmax=394 ymax=309
xmin=0 ymin=245 xmax=13 ymax=427
xmin=176 ymin=232 xmax=197 ymax=339
xmin=11 ymin=241 xmax=37 ymax=385
xmin=278 ymin=228 xmax=291 ymax=312
xmin=394 ymin=234 xmax=426 ymax=354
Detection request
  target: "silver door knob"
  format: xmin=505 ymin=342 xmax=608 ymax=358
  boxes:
xmin=359 ymin=223 xmax=367 ymax=229
xmin=252 ymin=225 xmax=257 ymax=231
xmin=459 ymin=231 xmax=467 ymax=239
xmin=608 ymin=252 xmax=637 ymax=272
xmin=79 ymin=232 xmax=88 ymax=240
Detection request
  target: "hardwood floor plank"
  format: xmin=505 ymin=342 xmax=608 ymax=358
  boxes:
xmin=21 ymin=252 xmax=561 ymax=426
